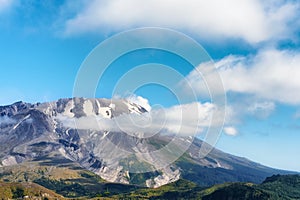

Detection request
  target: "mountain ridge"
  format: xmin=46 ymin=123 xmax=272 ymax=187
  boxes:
xmin=0 ymin=98 xmax=296 ymax=188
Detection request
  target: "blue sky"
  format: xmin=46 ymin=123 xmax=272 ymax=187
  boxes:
xmin=0 ymin=0 xmax=300 ymax=171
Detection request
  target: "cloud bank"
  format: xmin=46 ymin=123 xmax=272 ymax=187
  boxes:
xmin=185 ymin=48 xmax=300 ymax=105
xmin=63 ymin=0 xmax=299 ymax=44
xmin=56 ymin=101 xmax=221 ymax=137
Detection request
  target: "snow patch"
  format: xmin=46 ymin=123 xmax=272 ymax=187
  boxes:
xmin=109 ymin=103 xmax=116 ymax=110
xmin=83 ymin=99 xmax=94 ymax=116
xmin=216 ymin=160 xmax=222 ymax=168
xmin=58 ymin=147 xmax=74 ymax=161
xmin=96 ymin=99 xmax=112 ymax=118
xmin=101 ymin=131 xmax=110 ymax=139
xmin=2 ymin=156 xmax=18 ymax=166
xmin=97 ymin=166 xmax=129 ymax=184
xmin=13 ymin=114 xmax=31 ymax=130
xmin=124 ymin=101 xmax=142 ymax=114
xmin=99 ymin=107 xmax=112 ymax=118
xmin=147 ymin=168 xmax=180 ymax=188
xmin=63 ymin=100 xmax=75 ymax=117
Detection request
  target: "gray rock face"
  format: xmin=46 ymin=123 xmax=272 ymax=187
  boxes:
xmin=0 ymin=98 xmax=293 ymax=187
xmin=0 ymin=98 xmax=178 ymax=186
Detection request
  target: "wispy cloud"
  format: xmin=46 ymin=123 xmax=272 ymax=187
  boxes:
xmin=62 ymin=0 xmax=299 ymax=44
xmin=247 ymin=101 xmax=275 ymax=119
xmin=56 ymin=101 xmax=220 ymax=137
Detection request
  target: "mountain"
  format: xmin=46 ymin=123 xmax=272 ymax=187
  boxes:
xmin=0 ymin=98 xmax=295 ymax=190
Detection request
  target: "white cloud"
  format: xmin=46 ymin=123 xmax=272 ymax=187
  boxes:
xmin=223 ymin=126 xmax=238 ymax=136
xmin=56 ymin=101 xmax=220 ymax=137
xmin=126 ymin=95 xmax=151 ymax=111
xmin=63 ymin=0 xmax=299 ymax=43
xmin=185 ymin=48 xmax=300 ymax=105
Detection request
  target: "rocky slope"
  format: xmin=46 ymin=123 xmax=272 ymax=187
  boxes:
xmin=0 ymin=98 xmax=294 ymax=187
